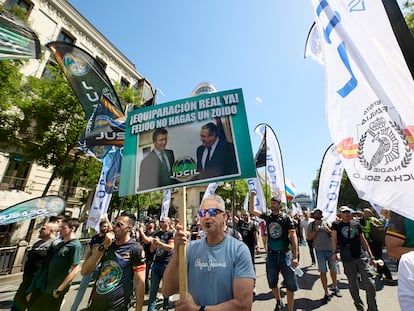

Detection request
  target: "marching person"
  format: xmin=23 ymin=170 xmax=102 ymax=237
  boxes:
xmin=162 ymin=194 xmax=255 ymax=310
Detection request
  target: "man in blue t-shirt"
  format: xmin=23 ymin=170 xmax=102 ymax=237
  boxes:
xmin=163 ymin=194 xmax=255 ymax=310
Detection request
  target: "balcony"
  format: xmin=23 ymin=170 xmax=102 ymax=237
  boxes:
xmin=0 ymin=176 xmax=90 ymax=203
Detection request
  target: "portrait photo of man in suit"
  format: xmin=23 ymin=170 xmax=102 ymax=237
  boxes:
xmin=139 ymin=127 xmax=175 ymax=190
xmin=196 ymin=122 xmax=238 ymax=180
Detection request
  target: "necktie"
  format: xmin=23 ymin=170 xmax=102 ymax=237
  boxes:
xmin=204 ymin=147 xmax=211 ymax=169
xmin=160 ymin=151 xmax=170 ymax=185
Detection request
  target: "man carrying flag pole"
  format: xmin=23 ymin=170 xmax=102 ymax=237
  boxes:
xmin=249 ymin=191 xmax=298 ymax=311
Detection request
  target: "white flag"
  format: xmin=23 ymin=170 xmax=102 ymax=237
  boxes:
xmin=87 ymin=168 xmax=113 ymax=232
xmin=161 ymin=189 xmax=171 ymax=219
xmin=304 ymin=22 xmax=324 ymax=65
xmin=317 ymin=144 xmax=344 ymax=223
xmin=247 ymin=176 xmax=267 ymax=216
xmin=202 ymin=183 xmax=219 ymax=201
xmin=311 ymin=0 xmax=414 ymax=220
xmin=255 ymin=123 xmax=287 ymax=204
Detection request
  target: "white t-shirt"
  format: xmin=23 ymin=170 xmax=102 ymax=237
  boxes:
xmin=398 ymin=251 xmax=414 ymax=311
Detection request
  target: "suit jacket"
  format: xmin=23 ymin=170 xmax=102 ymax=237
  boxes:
xmin=139 ymin=149 xmax=175 ymax=190
xmin=196 ymin=138 xmax=238 ymax=179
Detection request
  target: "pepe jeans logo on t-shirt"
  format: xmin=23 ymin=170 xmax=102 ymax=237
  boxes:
xmin=194 ymin=258 xmax=227 ymax=271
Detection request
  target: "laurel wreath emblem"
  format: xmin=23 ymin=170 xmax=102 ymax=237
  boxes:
xmin=358 ymin=121 xmax=412 ymax=170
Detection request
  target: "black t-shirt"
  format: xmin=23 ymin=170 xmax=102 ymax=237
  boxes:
xmin=237 ymin=220 xmax=258 ymax=248
xmin=332 ymin=220 xmax=364 ymax=258
xmin=90 ymin=239 xmax=146 ymax=310
xmin=190 ymin=223 xmax=200 ymax=240
xmin=264 ymin=213 xmax=295 ymax=251
xmin=154 ymin=230 xmax=174 ymax=262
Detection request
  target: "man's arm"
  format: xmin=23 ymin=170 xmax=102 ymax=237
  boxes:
xmin=360 ymin=232 xmax=374 ymax=259
xmin=81 ymin=233 xmax=112 ymax=275
xmin=162 ymin=226 xmax=186 ymax=297
xmin=331 ymin=228 xmax=339 ymax=262
xmin=134 ymin=269 xmax=146 ymax=311
xmin=248 ymin=192 xmax=264 ymax=218
xmin=385 ymin=235 xmax=414 ymax=260
xmin=174 ymin=278 xmax=254 ymax=311
xmin=53 ymin=264 xmax=79 ymax=298
xmin=288 ymin=229 xmax=299 ymax=268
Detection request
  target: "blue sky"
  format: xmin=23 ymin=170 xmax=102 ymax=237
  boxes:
xmin=67 ymin=0 xmax=331 ymax=196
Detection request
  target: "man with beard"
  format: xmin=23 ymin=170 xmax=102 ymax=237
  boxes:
xmin=249 ymin=192 xmax=298 ymax=311
xmin=307 ymin=208 xmax=341 ymax=304
xmin=82 ymin=212 xmax=146 ymax=311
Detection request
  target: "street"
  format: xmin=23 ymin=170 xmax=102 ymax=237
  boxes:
xmin=0 ymin=243 xmax=399 ymax=311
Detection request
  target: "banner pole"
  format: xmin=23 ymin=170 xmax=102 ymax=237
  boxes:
xmin=178 ymin=186 xmax=188 ymax=298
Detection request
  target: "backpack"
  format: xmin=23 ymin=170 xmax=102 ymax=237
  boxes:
xmin=369 ymin=217 xmax=385 ymax=244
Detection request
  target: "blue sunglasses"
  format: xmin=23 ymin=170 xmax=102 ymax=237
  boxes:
xmin=198 ymin=208 xmax=224 ymax=217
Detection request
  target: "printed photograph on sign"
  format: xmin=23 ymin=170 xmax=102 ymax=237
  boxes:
xmin=119 ymin=89 xmax=256 ymax=195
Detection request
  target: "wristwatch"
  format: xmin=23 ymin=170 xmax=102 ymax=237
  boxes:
xmin=199 ymin=306 xmax=206 ymax=311
xmin=98 ymin=244 xmax=108 ymax=252
xmin=53 ymin=289 xmax=62 ymax=296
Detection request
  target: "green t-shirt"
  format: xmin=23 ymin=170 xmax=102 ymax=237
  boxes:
xmin=33 ymin=239 xmax=82 ymax=294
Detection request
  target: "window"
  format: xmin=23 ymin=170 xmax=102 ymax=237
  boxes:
xmin=120 ymin=78 xmax=130 ymax=91
xmin=57 ymin=29 xmax=75 ymax=44
xmin=1 ymin=156 xmax=31 ymax=191
xmin=96 ymin=56 xmax=107 ymax=70
xmin=41 ymin=60 xmax=58 ymax=79
xmin=5 ymin=0 xmax=33 ymax=18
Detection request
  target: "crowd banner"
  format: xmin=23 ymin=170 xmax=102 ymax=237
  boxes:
xmin=87 ymin=149 xmax=119 ymax=231
xmin=310 ymin=0 xmax=414 ymax=220
xmin=304 ymin=22 xmax=324 ymax=65
xmin=202 ymin=182 xmax=219 ymax=201
xmin=161 ymin=189 xmax=171 ymax=219
xmin=316 ymin=144 xmax=343 ymax=223
xmin=255 ymin=123 xmax=287 ymax=204
xmin=0 ymin=9 xmax=40 ymax=59
xmin=119 ymin=88 xmax=256 ymax=195
xmin=0 ymin=196 xmax=65 ymax=225
xmin=46 ymin=41 xmax=123 ymax=118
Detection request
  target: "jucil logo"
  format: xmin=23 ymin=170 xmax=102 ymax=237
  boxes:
xmin=63 ymin=52 xmax=90 ymax=76
xmin=171 ymin=157 xmax=199 ymax=182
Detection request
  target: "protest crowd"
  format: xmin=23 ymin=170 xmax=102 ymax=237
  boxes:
xmin=7 ymin=193 xmax=412 ymax=311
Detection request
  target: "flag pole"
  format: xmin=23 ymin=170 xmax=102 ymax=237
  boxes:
xmin=179 ymin=186 xmax=188 ymax=297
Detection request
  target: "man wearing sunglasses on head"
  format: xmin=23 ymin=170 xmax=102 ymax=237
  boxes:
xmin=162 ymin=194 xmax=255 ymax=311
xmin=82 ymin=212 xmax=146 ymax=311
xmin=331 ymin=206 xmax=377 ymax=311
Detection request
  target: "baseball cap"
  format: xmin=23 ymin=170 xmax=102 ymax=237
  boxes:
xmin=271 ymin=197 xmax=281 ymax=203
xmin=313 ymin=208 xmax=323 ymax=215
xmin=339 ymin=206 xmax=353 ymax=213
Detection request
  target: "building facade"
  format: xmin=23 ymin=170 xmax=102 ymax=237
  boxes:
xmin=0 ymin=0 xmax=155 ymax=245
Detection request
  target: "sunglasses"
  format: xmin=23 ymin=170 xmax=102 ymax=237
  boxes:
xmin=113 ymin=222 xmax=126 ymax=228
xmin=198 ymin=208 xmax=224 ymax=218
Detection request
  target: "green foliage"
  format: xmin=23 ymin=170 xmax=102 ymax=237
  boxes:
xmin=403 ymin=1 xmax=414 ymax=35
xmin=215 ymin=180 xmax=248 ymax=210
xmin=17 ymin=66 xmax=86 ymax=177
xmin=113 ymin=81 xmax=142 ymax=109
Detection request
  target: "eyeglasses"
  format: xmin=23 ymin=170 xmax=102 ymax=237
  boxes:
xmin=113 ymin=222 xmax=126 ymax=228
xmin=198 ymin=208 xmax=224 ymax=218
